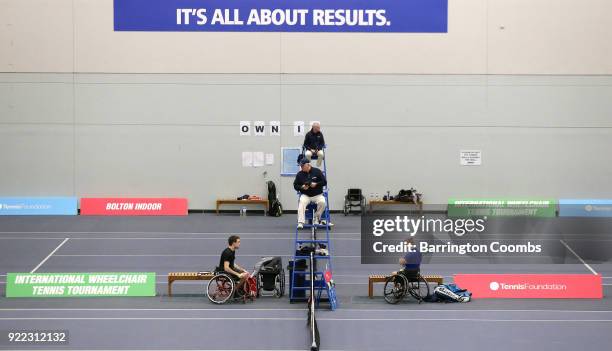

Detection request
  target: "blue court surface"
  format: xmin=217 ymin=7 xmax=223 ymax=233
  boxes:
xmin=1 ymin=214 xmax=610 ymax=350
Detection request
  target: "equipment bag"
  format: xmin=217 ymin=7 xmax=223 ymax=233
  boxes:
xmin=246 ymin=275 xmax=258 ymax=297
xmin=267 ymin=181 xmax=283 ymax=217
xmin=432 ymin=284 xmax=472 ymax=303
xmin=395 ymin=188 xmax=416 ymax=202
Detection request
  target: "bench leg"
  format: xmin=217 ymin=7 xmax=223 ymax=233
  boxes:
xmin=368 ymin=280 xmax=373 ymax=299
xmin=168 ymin=280 xmax=172 ymax=296
xmin=216 ymin=203 xmax=219 ymax=215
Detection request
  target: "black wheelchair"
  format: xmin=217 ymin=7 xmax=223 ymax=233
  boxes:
xmin=383 ymin=270 xmax=431 ymax=304
xmin=343 ymin=188 xmax=366 ymax=215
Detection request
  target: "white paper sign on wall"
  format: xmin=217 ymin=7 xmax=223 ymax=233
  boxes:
xmin=294 ymin=121 xmax=305 ymax=136
xmin=254 ymin=121 xmax=266 ymax=136
xmin=240 ymin=121 xmax=251 ymax=136
xmin=460 ymin=150 xmax=482 ymax=166
xmin=269 ymin=121 xmax=280 ymax=136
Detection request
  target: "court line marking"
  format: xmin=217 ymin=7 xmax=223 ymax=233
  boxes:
xmin=6 ymin=274 xmax=609 ymax=278
xmin=1 ymin=308 xmax=611 ymax=313
xmin=51 ymin=254 xmax=582 ymax=259
xmin=1 ymin=272 xmax=607 ymax=279
xmin=4 ymin=279 xmax=610 ymax=285
xmin=0 ymin=282 xmax=606 ymax=285
xmin=0 ymin=231 xmax=602 ymax=236
xmin=0 ymin=237 xmax=360 ymax=241
xmin=0 ymin=282 xmax=369 ymax=285
xmin=1 ymin=317 xmax=611 ymax=322
xmin=29 ymin=238 xmax=69 ymax=273
xmin=559 ymin=240 xmax=598 ymax=275
xmin=53 ymin=254 xmax=363 ymax=258
xmin=0 ymin=231 xmax=361 ymax=236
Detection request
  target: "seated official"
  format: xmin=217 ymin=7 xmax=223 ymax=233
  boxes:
xmin=293 ymin=159 xmax=328 ymax=229
xmin=393 ymin=238 xmax=422 ymax=278
xmin=303 ymin=122 xmax=325 ymax=167
xmin=218 ymin=235 xmax=248 ymax=291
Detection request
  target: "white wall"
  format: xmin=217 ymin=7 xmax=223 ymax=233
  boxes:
xmin=1 ymin=0 xmax=612 ymax=210
xmin=2 ymin=0 xmax=612 ymax=74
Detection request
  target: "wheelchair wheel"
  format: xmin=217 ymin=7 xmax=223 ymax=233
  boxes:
xmin=383 ymin=274 xmax=407 ymax=304
xmin=406 ymin=275 xmax=431 ymax=303
xmin=274 ymin=273 xmax=284 ymax=298
xmin=207 ymin=274 xmax=234 ymax=304
xmin=343 ymin=200 xmax=350 ymax=216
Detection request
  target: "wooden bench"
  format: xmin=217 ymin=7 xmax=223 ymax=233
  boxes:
xmin=167 ymin=272 xmax=214 ymax=296
xmin=368 ymin=274 xmax=443 ymax=298
xmin=216 ymin=199 xmax=269 ymax=216
xmin=368 ymin=199 xmax=423 ymax=214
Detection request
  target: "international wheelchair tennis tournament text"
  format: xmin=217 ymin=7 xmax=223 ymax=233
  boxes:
xmin=370 ymin=216 xmax=543 ymax=254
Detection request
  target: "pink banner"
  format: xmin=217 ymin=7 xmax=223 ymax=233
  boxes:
xmin=80 ymin=198 xmax=188 ymax=216
xmin=453 ymin=274 xmax=602 ymax=299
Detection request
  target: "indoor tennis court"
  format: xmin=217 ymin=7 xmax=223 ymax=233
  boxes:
xmin=2 ymin=0 xmax=612 ymax=350
xmin=1 ymin=214 xmax=610 ymax=350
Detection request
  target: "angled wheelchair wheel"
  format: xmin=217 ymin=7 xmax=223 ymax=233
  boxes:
xmin=406 ymin=274 xmax=431 ymax=303
xmin=207 ymin=274 xmax=234 ymax=304
xmin=274 ymin=273 xmax=284 ymax=298
xmin=383 ymin=274 xmax=407 ymax=304
xmin=343 ymin=201 xmax=350 ymax=216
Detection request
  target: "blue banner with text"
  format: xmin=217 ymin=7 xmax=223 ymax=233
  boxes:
xmin=0 ymin=197 xmax=77 ymax=216
xmin=114 ymin=0 xmax=448 ymax=33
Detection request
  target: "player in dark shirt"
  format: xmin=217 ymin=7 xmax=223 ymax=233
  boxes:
xmin=218 ymin=235 xmax=248 ymax=291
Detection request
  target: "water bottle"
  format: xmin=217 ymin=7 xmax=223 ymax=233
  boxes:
xmin=240 ymin=207 xmax=247 ymax=217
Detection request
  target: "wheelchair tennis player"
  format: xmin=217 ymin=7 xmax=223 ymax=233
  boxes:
xmin=218 ymin=235 xmax=249 ymax=293
xmin=392 ymin=238 xmax=422 ymax=279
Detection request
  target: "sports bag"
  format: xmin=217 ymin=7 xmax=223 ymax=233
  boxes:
xmin=395 ymin=189 xmax=415 ymax=202
xmin=431 ymin=284 xmax=472 ymax=303
xmin=267 ymin=181 xmax=283 ymax=217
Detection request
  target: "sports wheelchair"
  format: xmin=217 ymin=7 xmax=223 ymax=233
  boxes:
xmin=206 ymin=271 xmax=256 ymax=304
xmin=255 ymin=256 xmax=285 ymax=298
xmin=383 ymin=270 xmax=431 ymax=304
xmin=343 ymin=188 xmax=366 ymax=215
xmin=207 ymin=257 xmax=285 ymax=304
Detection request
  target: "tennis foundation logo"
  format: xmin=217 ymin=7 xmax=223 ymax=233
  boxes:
xmin=454 ymin=274 xmax=602 ymax=299
xmin=488 ymin=280 xmax=566 ymax=291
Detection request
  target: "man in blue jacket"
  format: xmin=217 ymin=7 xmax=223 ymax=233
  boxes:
xmin=392 ymin=238 xmax=422 ymax=278
xmin=303 ymin=122 xmax=325 ymax=167
xmin=293 ymin=158 xmax=327 ymax=229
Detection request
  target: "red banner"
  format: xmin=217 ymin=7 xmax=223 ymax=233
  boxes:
xmin=453 ymin=274 xmax=602 ymax=299
xmin=80 ymin=198 xmax=188 ymax=216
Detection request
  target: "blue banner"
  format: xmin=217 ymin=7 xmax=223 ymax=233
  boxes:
xmin=0 ymin=197 xmax=78 ymax=216
xmin=559 ymin=199 xmax=612 ymax=217
xmin=114 ymin=0 xmax=448 ymax=33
